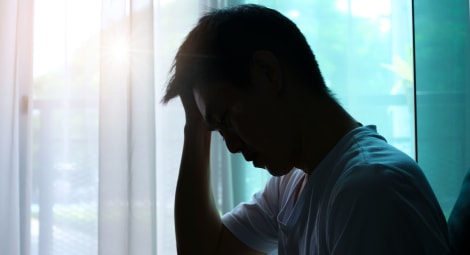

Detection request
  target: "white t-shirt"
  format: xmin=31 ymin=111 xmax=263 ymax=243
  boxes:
xmin=222 ymin=125 xmax=450 ymax=255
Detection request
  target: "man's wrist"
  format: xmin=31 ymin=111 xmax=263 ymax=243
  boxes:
xmin=184 ymin=123 xmax=211 ymax=144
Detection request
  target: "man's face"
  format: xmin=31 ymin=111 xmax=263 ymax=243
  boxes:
xmin=193 ymin=81 xmax=298 ymax=176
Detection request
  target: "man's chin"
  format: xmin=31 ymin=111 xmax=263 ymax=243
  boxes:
xmin=251 ymin=160 xmax=295 ymax=176
xmin=265 ymin=166 xmax=295 ymax=177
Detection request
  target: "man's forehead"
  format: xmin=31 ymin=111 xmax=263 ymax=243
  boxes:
xmin=193 ymin=81 xmax=228 ymax=104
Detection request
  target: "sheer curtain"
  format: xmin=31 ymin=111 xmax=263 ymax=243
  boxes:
xmin=0 ymin=0 xmax=34 ymax=255
xmin=2 ymin=0 xmax=194 ymax=254
xmin=153 ymin=0 xmax=201 ymax=251
xmin=99 ymin=0 xmax=156 ymax=254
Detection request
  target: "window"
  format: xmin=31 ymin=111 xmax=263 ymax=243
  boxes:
xmin=414 ymin=0 xmax=470 ymax=216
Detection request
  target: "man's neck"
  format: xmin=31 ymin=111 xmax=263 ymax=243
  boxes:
xmin=295 ymin=97 xmax=360 ymax=175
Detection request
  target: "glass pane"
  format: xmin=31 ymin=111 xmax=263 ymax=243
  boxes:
xmin=234 ymin=0 xmax=414 ymax=203
xmin=414 ymin=0 xmax=470 ymax=217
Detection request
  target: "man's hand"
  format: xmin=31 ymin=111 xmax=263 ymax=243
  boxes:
xmin=175 ymin=90 xmax=264 ymax=255
xmin=180 ymin=89 xmax=204 ymax=124
xmin=179 ymin=89 xmax=211 ymax=148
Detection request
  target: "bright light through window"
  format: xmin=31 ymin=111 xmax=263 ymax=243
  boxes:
xmin=335 ymin=0 xmax=391 ymax=18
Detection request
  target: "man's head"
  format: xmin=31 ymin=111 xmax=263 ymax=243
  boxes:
xmin=162 ymin=4 xmax=330 ymax=103
xmin=163 ymin=4 xmax=336 ymax=175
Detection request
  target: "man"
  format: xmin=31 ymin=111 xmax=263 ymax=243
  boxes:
xmin=162 ymin=4 xmax=451 ymax=255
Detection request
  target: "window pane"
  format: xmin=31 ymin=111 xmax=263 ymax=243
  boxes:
xmin=414 ymin=0 xmax=470 ymax=217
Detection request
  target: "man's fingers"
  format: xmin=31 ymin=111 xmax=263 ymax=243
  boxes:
xmin=180 ymin=90 xmax=204 ymax=125
xmin=179 ymin=90 xmax=196 ymax=109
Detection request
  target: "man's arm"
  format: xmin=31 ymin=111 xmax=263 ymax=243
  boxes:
xmin=174 ymin=91 xmax=264 ymax=255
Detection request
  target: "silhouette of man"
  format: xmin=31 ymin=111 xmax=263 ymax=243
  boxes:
xmin=162 ymin=4 xmax=450 ymax=255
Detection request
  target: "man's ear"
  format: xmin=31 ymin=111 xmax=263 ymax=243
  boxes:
xmin=250 ymin=50 xmax=284 ymax=94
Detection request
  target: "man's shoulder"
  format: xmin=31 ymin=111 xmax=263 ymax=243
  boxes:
xmin=342 ymin=126 xmax=421 ymax=180
xmin=336 ymin=163 xmax=411 ymax=191
xmin=327 ymin=125 xmax=416 ymax=171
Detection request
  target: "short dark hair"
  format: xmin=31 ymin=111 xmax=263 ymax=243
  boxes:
xmin=162 ymin=4 xmax=329 ymax=103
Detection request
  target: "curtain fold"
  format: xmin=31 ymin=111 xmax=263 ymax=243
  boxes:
xmin=99 ymin=0 xmax=156 ymax=254
xmin=0 ymin=2 xmax=21 ymax=254
xmin=1 ymin=1 xmax=34 ymax=255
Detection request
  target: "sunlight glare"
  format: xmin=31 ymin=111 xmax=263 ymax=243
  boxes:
xmin=288 ymin=10 xmax=300 ymax=19
xmin=110 ymin=37 xmax=129 ymax=64
xmin=335 ymin=0 xmax=391 ymax=19
xmin=33 ymin=0 xmax=100 ymax=78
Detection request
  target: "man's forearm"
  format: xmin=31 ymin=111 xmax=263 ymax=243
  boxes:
xmin=174 ymin=125 xmax=222 ymax=254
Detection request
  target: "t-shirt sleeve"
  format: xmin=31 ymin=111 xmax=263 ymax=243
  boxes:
xmin=221 ymin=176 xmax=281 ymax=253
xmin=326 ymin=164 xmax=451 ymax=255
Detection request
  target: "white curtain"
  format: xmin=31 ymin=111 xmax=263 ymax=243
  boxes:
xmin=0 ymin=0 xmax=209 ymax=254
xmin=99 ymin=0 xmax=156 ymax=254
xmin=0 ymin=0 xmax=22 ymax=253
xmin=1 ymin=0 xmax=186 ymax=254
xmin=0 ymin=0 xmax=33 ymax=255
